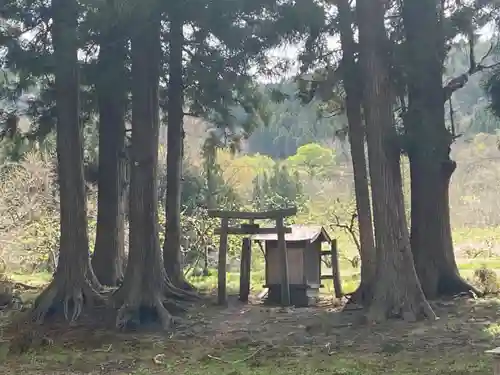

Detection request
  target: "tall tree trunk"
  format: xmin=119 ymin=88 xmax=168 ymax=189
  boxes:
xmin=202 ymin=141 xmax=217 ymax=276
xmin=92 ymin=12 xmax=127 ymax=287
xmin=336 ymin=0 xmax=376 ymax=307
xmin=32 ymin=0 xmax=103 ymax=322
xmin=401 ymin=0 xmax=478 ymax=299
xmin=204 ymin=141 xmax=217 ymax=210
xmin=357 ymin=0 xmax=436 ymax=322
xmin=163 ymin=12 xmax=192 ymax=290
xmin=113 ymin=9 xmax=193 ymax=330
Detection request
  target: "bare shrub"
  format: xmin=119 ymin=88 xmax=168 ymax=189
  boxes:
xmin=472 ymin=266 xmax=499 ymax=294
xmin=0 ymin=151 xmax=59 ymax=271
xmin=450 ymin=134 xmax=500 ymax=228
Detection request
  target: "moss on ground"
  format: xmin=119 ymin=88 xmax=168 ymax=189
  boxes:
xmin=1 ymin=296 xmax=500 ymax=375
xmin=1 ymin=344 xmax=492 ymax=375
xmin=3 ymin=227 xmax=500 ymax=375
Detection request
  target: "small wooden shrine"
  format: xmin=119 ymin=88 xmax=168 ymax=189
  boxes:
xmin=208 ymin=207 xmax=296 ymax=306
xmin=208 ymin=208 xmax=342 ymax=307
xmin=253 ymin=225 xmax=342 ymax=307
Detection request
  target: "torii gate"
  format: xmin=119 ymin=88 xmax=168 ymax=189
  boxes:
xmin=208 ymin=207 xmax=297 ymax=306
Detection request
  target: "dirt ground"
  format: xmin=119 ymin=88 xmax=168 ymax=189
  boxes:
xmin=0 ymin=293 xmax=500 ymax=374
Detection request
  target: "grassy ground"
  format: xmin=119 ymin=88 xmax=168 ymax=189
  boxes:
xmin=2 ymin=267 xmax=500 ymax=375
xmin=1 ymin=296 xmax=499 ymax=374
xmin=2 ymin=226 xmax=500 ymax=374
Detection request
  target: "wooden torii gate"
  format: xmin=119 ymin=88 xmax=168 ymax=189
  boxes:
xmin=208 ymin=207 xmax=297 ymax=306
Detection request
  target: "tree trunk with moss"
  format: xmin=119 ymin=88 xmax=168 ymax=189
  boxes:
xmin=401 ymin=0 xmax=479 ymax=299
xmin=163 ymin=11 xmax=193 ymax=290
xmin=32 ymin=0 xmax=103 ymax=322
xmin=357 ymin=0 xmax=436 ymax=322
xmin=92 ymin=12 xmax=127 ymax=287
xmin=337 ymin=0 xmax=376 ymax=307
xmin=113 ymin=9 xmax=193 ymax=329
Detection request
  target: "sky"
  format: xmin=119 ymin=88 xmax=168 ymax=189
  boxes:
xmin=256 ymin=16 xmax=497 ymax=84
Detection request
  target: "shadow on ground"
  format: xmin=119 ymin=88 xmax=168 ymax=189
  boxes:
xmin=0 ymin=293 xmax=499 ymax=374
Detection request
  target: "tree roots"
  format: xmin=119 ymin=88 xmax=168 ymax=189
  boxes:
xmin=344 ymin=282 xmax=373 ymax=308
xmin=179 ymin=278 xmax=197 ymax=293
xmin=114 ymin=289 xmax=190 ymax=331
xmin=170 ymin=284 xmax=199 ymax=301
xmin=437 ymin=274 xmax=482 ymax=298
xmin=113 ymin=276 xmax=197 ymax=331
xmin=366 ymin=301 xmax=436 ymax=323
xmin=31 ymin=279 xmax=105 ymax=324
xmin=116 ymin=295 xmax=175 ymax=331
xmin=366 ymin=273 xmax=439 ymax=323
xmin=349 ymin=274 xmax=481 ymax=316
xmin=30 ymin=263 xmax=200 ymax=330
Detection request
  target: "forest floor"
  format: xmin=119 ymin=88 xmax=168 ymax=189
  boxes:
xmin=0 ymin=290 xmax=499 ymax=375
xmin=2 ymin=229 xmax=500 ymax=375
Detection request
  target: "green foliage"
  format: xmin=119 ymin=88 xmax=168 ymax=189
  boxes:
xmin=0 ymin=131 xmax=30 ymax=163
xmin=158 ymin=205 xmax=243 ymax=271
xmin=217 ymin=151 xmax=276 ymax=199
xmin=245 ymin=83 xmax=344 ymax=159
xmin=233 ymin=153 xmax=275 ymax=173
xmin=1 ymin=0 xmax=323 ymax=160
xmin=181 ymin=162 xmax=242 ymax=214
xmin=16 ymin=215 xmax=59 ymax=272
xmin=286 ymin=142 xmax=336 ymax=178
xmin=482 ymin=67 xmax=500 ymax=121
xmin=252 ymin=163 xmax=304 ymax=210
xmin=180 ymin=164 xmax=206 ymax=212
xmin=179 ymin=0 xmax=322 ymax=121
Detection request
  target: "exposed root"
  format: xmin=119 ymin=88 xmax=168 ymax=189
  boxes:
xmin=154 ymin=296 xmax=173 ymax=331
xmin=438 ymin=274 xmax=483 ymax=298
xmin=113 ymin=273 xmax=193 ymax=330
xmin=421 ymin=299 xmax=438 ymax=320
xmin=367 ymin=297 xmax=438 ymax=323
xmin=32 ymin=283 xmax=59 ymax=324
xmin=173 ymin=286 xmax=199 ymax=301
xmin=112 ymin=277 xmax=197 ymax=313
xmin=179 ymin=278 xmax=197 ymax=293
xmin=344 ymin=282 xmax=373 ymax=308
xmin=63 ymin=288 xmax=83 ymax=322
xmin=31 ymin=280 xmax=105 ymax=324
xmin=87 ymin=269 xmax=104 ymax=292
xmin=115 ymin=304 xmax=136 ymax=330
xmin=366 ymin=278 xmax=438 ymax=324
xmin=163 ymin=298 xmax=190 ymax=314
xmin=115 ymin=294 xmax=176 ymax=331
xmin=163 ymin=279 xmax=199 ymax=301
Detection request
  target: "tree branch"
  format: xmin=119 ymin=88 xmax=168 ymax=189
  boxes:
xmin=443 ymin=39 xmax=500 ymax=102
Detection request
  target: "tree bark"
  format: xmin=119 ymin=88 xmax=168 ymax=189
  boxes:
xmin=92 ymin=12 xmax=127 ymax=287
xmin=337 ymin=0 xmax=376 ymax=307
xmin=401 ymin=0 xmax=479 ymax=299
xmin=203 ymin=140 xmax=217 ymax=276
xmin=163 ymin=11 xmax=192 ymax=290
xmin=113 ymin=9 xmax=194 ymax=330
xmin=204 ymin=139 xmax=217 ymax=210
xmin=32 ymin=0 xmax=103 ymax=322
xmin=357 ymin=0 xmax=436 ymax=322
